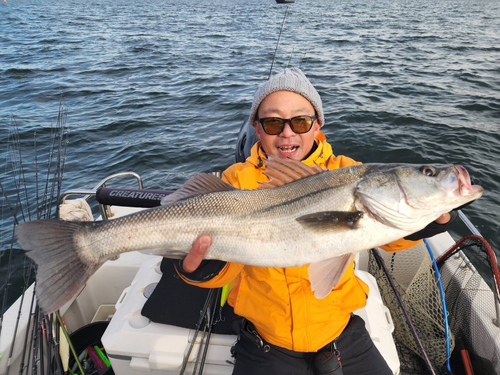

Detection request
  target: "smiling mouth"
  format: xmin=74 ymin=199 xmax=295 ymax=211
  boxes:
xmin=278 ymin=146 xmax=299 ymax=153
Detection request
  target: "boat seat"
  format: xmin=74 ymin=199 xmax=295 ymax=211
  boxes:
xmin=141 ymin=258 xmax=239 ymax=335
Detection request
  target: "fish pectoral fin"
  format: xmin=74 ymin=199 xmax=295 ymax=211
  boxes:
xmin=161 ymin=173 xmax=237 ymax=205
xmin=356 ymin=194 xmax=421 ymax=231
xmin=308 ymin=253 xmax=356 ymax=299
xmin=296 ymin=211 xmax=363 ymax=232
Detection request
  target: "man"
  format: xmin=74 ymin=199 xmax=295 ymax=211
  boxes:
xmin=175 ymin=67 xmax=453 ymax=374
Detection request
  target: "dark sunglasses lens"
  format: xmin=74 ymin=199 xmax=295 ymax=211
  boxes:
xmin=291 ymin=116 xmax=313 ymax=133
xmin=262 ymin=118 xmax=284 ymax=135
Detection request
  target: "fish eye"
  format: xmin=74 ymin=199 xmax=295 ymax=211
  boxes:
xmin=419 ymin=166 xmax=436 ymax=177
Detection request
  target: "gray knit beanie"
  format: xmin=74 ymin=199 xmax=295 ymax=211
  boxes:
xmin=249 ymin=67 xmax=324 ymax=128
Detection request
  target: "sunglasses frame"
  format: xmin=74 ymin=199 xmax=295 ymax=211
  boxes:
xmin=257 ymin=115 xmax=317 ymax=135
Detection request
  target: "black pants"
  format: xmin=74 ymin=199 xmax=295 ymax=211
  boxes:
xmin=232 ymin=315 xmax=393 ymax=375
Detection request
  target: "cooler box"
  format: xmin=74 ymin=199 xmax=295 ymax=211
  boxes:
xmin=102 ymin=257 xmax=235 ymax=375
xmin=102 ymin=257 xmax=400 ymax=375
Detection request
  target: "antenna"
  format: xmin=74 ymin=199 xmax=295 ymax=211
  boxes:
xmin=268 ymin=5 xmax=290 ymax=80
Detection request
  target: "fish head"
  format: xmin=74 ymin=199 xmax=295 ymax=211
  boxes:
xmin=355 ymin=164 xmax=483 ymax=231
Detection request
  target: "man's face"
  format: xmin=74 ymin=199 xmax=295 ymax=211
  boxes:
xmin=254 ymin=91 xmax=320 ymax=161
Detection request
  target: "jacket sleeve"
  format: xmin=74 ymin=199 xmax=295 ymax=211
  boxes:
xmin=175 ymin=259 xmax=227 ymax=282
xmin=177 ymin=261 xmax=245 ymax=289
xmin=379 ymin=238 xmax=422 ymax=252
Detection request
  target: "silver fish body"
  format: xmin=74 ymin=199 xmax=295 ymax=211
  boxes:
xmin=16 ymin=159 xmax=483 ymax=313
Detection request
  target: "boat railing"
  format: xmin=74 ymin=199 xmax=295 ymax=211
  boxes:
xmin=457 ymin=209 xmax=483 ymax=237
xmin=455 ymin=210 xmax=500 ymax=327
xmin=57 ymin=172 xmax=144 ymax=220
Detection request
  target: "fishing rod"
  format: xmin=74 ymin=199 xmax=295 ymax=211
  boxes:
xmin=17 ymin=281 xmax=37 ymax=375
xmin=0 ymin=219 xmax=16 ymax=331
xmin=55 ymin=311 xmax=85 ymax=375
xmin=196 ymin=288 xmax=222 ymax=375
xmin=371 ymin=249 xmax=438 ymax=375
xmin=29 ymin=306 xmax=41 ymax=375
xmin=268 ymin=5 xmax=290 ymax=79
xmin=43 ymin=106 xmax=68 ymax=220
xmin=179 ymin=288 xmax=216 ymax=375
xmin=37 ymin=313 xmax=45 ymax=375
xmin=1 ymin=109 xmax=69 ymax=375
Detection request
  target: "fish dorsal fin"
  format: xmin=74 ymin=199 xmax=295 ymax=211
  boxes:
xmin=308 ymin=253 xmax=356 ymax=299
xmin=258 ymin=156 xmax=326 ymax=189
xmin=161 ymin=173 xmax=237 ymax=205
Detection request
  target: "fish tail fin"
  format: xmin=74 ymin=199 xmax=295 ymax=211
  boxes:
xmin=16 ymin=219 xmax=102 ymax=314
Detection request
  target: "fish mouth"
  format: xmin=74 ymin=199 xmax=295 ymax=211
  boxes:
xmin=453 ymin=165 xmax=483 ymax=197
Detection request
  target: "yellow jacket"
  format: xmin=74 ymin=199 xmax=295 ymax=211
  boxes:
xmin=182 ymin=132 xmax=419 ymax=352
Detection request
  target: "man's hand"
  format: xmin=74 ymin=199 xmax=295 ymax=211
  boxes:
xmin=182 ymin=234 xmax=212 ymax=273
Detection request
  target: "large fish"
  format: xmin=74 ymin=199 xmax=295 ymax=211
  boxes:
xmin=16 ymin=158 xmax=483 ymax=313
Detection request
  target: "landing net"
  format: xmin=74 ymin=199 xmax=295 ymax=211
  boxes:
xmin=437 ymin=235 xmax=500 ymax=374
xmin=369 ymin=242 xmax=453 ymax=374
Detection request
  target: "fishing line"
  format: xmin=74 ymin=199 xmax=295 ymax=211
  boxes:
xmin=423 ymin=238 xmax=452 ymax=373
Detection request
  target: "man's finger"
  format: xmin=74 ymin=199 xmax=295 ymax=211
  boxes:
xmin=435 ymin=212 xmax=451 ymax=224
xmin=182 ymin=234 xmax=212 ymax=273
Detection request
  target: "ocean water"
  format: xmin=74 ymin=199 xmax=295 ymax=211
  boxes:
xmin=1 ymin=0 xmax=499 ymax=309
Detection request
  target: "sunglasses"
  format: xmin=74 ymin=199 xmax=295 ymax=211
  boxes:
xmin=257 ymin=115 xmax=317 ymax=135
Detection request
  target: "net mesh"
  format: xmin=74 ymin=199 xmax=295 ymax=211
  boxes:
xmin=437 ymin=236 xmax=500 ymax=375
xmin=368 ymin=242 xmax=453 ymax=374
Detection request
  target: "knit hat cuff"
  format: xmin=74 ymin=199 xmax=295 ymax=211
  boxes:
xmin=249 ymin=67 xmax=324 ymax=128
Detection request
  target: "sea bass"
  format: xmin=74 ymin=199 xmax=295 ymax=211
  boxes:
xmin=16 ymin=158 xmax=483 ymax=314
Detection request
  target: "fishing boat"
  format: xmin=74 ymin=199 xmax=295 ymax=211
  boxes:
xmin=1 ymin=120 xmax=499 ymax=375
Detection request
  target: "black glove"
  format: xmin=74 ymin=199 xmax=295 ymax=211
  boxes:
xmin=174 ymin=259 xmax=227 ymax=282
xmin=404 ymin=210 xmax=459 ymax=241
